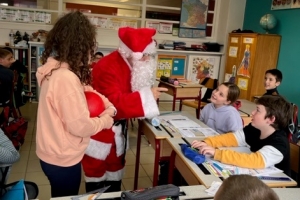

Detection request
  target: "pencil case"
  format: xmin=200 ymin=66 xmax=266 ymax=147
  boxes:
xmin=179 ymin=143 xmax=205 ymax=164
xmin=120 ymin=184 xmax=179 ymax=200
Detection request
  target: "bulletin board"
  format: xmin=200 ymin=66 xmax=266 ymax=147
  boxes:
xmin=156 ymin=54 xmax=186 ymax=78
xmin=187 ymin=55 xmax=220 ymax=82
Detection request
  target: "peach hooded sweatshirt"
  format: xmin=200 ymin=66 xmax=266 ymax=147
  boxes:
xmin=36 ymin=57 xmax=113 ymax=167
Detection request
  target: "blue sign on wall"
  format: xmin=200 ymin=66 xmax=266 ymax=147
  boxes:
xmin=172 ymin=58 xmax=185 ymax=76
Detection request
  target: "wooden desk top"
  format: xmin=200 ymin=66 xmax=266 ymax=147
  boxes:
xmin=167 ymin=137 xmax=297 ymax=188
xmin=50 ymin=186 xmax=300 ymax=200
xmin=50 ymin=185 xmax=214 ymax=200
xmin=150 ymin=111 xmax=207 ymax=139
xmin=156 ymin=79 xmax=203 ymax=88
xmin=167 ymin=137 xmax=222 ymax=188
xmin=238 ymin=99 xmax=256 ymax=116
xmin=272 ymin=188 xmax=300 ymax=199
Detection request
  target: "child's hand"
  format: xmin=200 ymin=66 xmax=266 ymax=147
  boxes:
xmin=191 ymin=140 xmax=207 ymax=149
xmin=99 ymin=106 xmax=116 ymax=117
xmin=199 ymin=145 xmax=216 ymax=156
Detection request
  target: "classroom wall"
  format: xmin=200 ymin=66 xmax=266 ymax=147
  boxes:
xmin=243 ymin=0 xmax=300 ymax=117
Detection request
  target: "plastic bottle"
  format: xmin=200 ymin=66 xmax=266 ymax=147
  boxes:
xmin=147 ymin=117 xmax=160 ymax=127
xmin=9 ymin=30 xmax=14 ymax=46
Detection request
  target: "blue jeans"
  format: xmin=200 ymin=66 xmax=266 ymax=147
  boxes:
xmin=40 ymin=160 xmax=81 ymax=197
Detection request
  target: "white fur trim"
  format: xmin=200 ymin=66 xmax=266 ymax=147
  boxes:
xmin=85 ymin=174 xmax=106 ymax=182
xmin=106 ymin=168 xmax=124 ymax=181
xmin=113 ymin=124 xmax=124 ymax=157
xmin=139 ymin=87 xmax=160 ymax=119
xmin=143 ymin=41 xmax=156 ymax=54
xmin=85 ymin=139 xmax=112 ymax=160
xmin=118 ymin=40 xmax=156 ymax=59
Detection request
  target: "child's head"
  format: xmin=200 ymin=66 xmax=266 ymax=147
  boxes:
xmin=214 ymin=175 xmax=279 ymax=200
xmin=264 ymin=69 xmax=282 ymax=90
xmin=93 ymin=52 xmax=104 ymax=63
xmin=42 ymin=11 xmax=96 ymax=85
xmin=210 ymin=82 xmax=240 ymax=108
xmin=2 ymin=47 xmax=13 ymax=54
xmin=0 ymin=49 xmax=14 ymax=68
xmin=252 ymin=95 xmax=292 ymax=130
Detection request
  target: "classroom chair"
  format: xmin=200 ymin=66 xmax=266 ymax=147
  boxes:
xmin=0 ymin=165 xmax=39 ymax=199
xmin=179 ymin=78 xmax=218 ymax=119
xmin=289 ymin=103 xmax=299 ymax=186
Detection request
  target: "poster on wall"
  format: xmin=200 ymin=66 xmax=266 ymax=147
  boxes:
xmin=156 ymin=55 xmax=186 ymax=78
xmin=237 ymin=45 xmax=251 ymax=78
xmin=229 ymin=46 xmax=238 ymax=57
xmin=271 ymin=0 xmax=300 ymax=10
xmin=237 ymin=78 xmax=248 ymax=91
xmin=187 ymin=55 xmax=220 ymax=82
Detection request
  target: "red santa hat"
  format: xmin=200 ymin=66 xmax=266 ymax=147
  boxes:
xmin=118 ymin=27 xmax=156 ymax=60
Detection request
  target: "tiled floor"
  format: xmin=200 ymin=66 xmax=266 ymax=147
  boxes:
xmin=6 ymin=102 xmax=195 ymax=199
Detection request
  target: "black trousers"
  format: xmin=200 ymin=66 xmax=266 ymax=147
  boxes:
xmin=40 ymin=160 xmax=81 ymax=198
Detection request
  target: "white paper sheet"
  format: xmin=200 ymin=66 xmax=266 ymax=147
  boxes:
xmin=169 ymin=118 xmax=201 ymax=128
xmin=198 ymin=128 xmax=219 ymax=137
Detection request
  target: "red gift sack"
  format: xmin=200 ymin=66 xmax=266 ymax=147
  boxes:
xmin=0 ymin=106 xmax=28 ymax=150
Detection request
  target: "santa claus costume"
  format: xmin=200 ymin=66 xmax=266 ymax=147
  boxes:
xmin=82 ymin=27 xmax=160 ymax=192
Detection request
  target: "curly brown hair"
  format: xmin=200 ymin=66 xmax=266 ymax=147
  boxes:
xmin=42 ymin=11 xmax=96 ymax=85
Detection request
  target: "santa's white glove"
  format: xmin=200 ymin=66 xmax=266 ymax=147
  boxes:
xmin=151 ymin=87 xmax=168 ymax=100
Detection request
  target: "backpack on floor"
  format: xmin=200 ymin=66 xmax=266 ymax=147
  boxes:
xmin=0 ymin=106 xmax=28 ymax=150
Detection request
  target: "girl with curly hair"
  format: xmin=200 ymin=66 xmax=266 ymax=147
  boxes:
xmin=35 ymin=11 xmax=116 ymax=197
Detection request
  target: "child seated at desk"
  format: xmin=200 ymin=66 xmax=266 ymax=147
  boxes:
xmin=200 ymin=82 xmax=243 ymax=133
xmin=192 ymin=95 xmax=292 ymax=175
xmin=264 ymin=69 xmax=282 ymax=96
xmin=214 ymin=175 xmax=279 ymax=200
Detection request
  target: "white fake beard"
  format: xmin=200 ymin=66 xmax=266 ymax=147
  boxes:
xmin=131 ymin=58 xmax=156 ymax=92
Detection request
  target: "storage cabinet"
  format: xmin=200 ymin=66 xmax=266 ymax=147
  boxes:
xmin=224 ymin=33 xmax=281 ymax=101
xmin=28 ymin=42 xmax=44 ymax=102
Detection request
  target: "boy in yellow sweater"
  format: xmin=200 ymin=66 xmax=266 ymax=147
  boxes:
xmin=192 ymin=95 xmax=292 ymax=175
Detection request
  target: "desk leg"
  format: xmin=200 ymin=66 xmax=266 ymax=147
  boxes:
xmin=172 ymin=88 xmax=176 ymax=111
xmin=134 ymin=120 xmax=143 ymax=190
xmin=168 ymin=150 xmax=176 ymax=184
xmin=157 ymin=82 xmax=161 ymax=107
xmin=152 ymin=138 xmax=161 ymax=187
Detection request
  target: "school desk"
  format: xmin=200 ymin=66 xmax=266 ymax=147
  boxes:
xmin=238 ymin=99 xmax=256 ymax=117
xmin=156 ymin=79 xmax=203 ymax=111
xmin=134 ymin=111 xmax=207 ymax=189
xmin=166 ymin=137 xmax=297 ymax=188
xmin=50 ymin=185 xmax=214 ymax=200
xmin=272 ymin=188 xmax=300 ymax=200
xmin=50 ymin=184 xmax=300 ymax=200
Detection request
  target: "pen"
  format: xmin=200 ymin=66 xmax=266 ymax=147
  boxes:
xmin=205 ymin=163 xmax=219 ymax=176
xmin=213 ymin=163 xmax=223 ymax=172
xmin=171 ymin=119 xmax=187 ymax=121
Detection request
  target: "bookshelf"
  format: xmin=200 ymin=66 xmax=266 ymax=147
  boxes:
xmin=28 ymin=41 xmax=44 ymax=102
